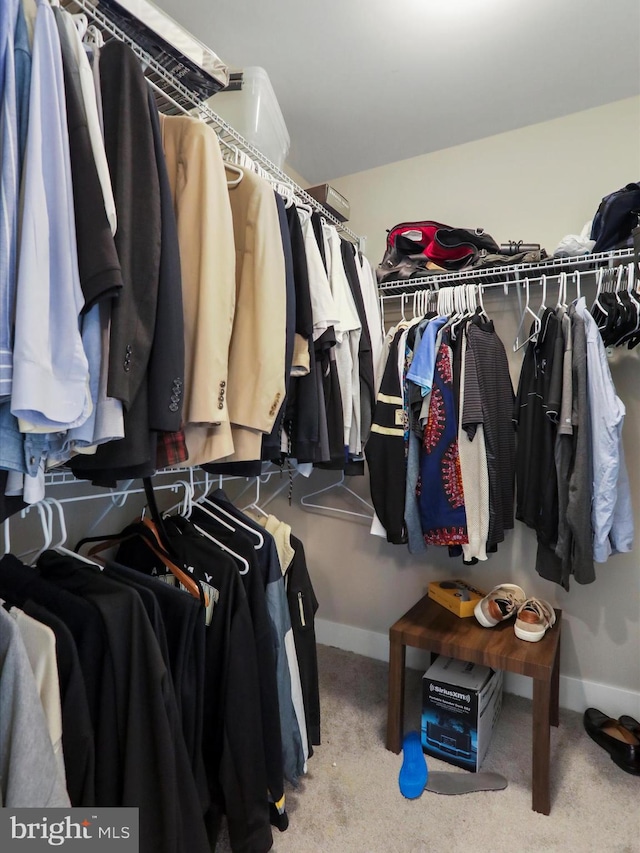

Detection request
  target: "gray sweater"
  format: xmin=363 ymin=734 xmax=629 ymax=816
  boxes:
xmin=0 ymin=606 xmax=70 ymax=807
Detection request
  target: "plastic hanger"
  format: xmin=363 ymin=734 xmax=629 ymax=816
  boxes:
xmin=17 ymin=501 xmax=52 ymax=563
xmin=513 ymin=278 xmax=541 ymax=352
xmin=555 ymin=272 xmax=567 ymax=310
xmin=190 ymin=499 xmax=235 ymax=532
xmin=477 ymin=283 xmax=489 ymax=320
xmin=240 ymin=475 xmax=270 ymax=518
xmin=225 ymin=162 xmax=243 ymax=187
xmin=163 ymin=479 xmax=195 ymax=518
xmin=45 ymin=498 xmax=101 ymax=567
xmin=537 ymin=274 xmax=548 ymax=316
xmin=300 ymin=473 xmax=374 ymax=521
xmin=2 ymin=516 xmax=10 ymax=557
xmin=85 ymin=24 xmax=104 ymax=48
xmin=190 ymin=522 xmax=250 ymax=575
xmin=199 ymin=494 xmax=264 ymax=549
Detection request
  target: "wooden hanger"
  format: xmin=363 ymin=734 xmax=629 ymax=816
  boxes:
xmin=81 ymin=520 xmax=208 ymax=605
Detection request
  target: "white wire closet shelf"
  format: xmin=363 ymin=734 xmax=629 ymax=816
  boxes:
xmin=61 ymin=0 xmax=364 ymax=246
xmin=376 ymin=247 xmax=637 ymax=295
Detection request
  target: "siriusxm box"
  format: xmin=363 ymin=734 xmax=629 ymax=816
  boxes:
xmin=421 ymin=656 xmax=503 ymax=772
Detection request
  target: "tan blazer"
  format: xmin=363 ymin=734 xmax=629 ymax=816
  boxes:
xmin=160 ymin=115 xmax=236 ymax=465
xmin=222 ymin=167 xmax=287 ymax=462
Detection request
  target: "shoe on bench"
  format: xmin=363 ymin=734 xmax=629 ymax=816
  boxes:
xmin=474 ymin=584 xmax=526 ymax=628
xmin=514 ymin=598 xmax=556 ymax=642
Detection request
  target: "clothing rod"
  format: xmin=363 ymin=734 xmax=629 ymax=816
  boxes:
xmin=62 ymin=0 xmax=364 ymax=247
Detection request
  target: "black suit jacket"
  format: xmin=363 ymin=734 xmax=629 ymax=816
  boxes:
xmin=53 ymin=8 xmax=122 ymax=312
xmin=100 ymin=41 xmax=161 ymax=409
xmin=146 ymin=89 xmax=185 ymax=432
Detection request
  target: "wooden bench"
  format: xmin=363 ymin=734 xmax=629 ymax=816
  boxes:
xmin=386 ymin=594 xmax=561 ymax=814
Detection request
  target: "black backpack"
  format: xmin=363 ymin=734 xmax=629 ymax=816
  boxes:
xmin=591 ymin=182 xmax=640 ymax=253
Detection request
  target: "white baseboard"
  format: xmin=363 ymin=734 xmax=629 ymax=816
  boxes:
xmin=315 ymin=618 xmax=640 ymax=719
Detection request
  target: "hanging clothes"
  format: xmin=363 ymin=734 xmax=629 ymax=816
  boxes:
xmin=0 ymin=604 xmax=71 ymax=808
xmin=417 ymin=332 xmax=468 ymax=546
xmin=575 ymin=297 xmax=633 ymax=561
xmin=160 ymin=114 xmax=236 ymax=466
xmin=366 ymin=327 xmax=408 ymax=544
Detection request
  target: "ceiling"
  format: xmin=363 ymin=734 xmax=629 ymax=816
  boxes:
xmin=154 ymin=0 xmax=640 ymax=184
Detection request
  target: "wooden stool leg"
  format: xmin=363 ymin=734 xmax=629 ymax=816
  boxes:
xmin=386 ymin=634 xmax=406 ymax=754
xmin=532 ymin=676 xmax=551 ymax=815
xmin=550 ymin=634 xmax=561 ymax=728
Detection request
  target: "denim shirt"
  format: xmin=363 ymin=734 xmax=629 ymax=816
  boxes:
xmin=574 ymin=297 xmax=633 ymax=562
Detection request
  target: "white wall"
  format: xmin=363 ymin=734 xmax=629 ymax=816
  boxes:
xmin=264 ymin=97 xmax=640 ymax=713
xmin=330 ymin=96 xmax=640 ymax=268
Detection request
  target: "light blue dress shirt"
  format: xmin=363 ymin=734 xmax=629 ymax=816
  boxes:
xmin=406 ymin=316 xmax=448 ymax=395
xmin=0 ymin=0 xmax=19 ymax=400
xmin=574 ymin=297 xmax=633 ymax=562
xmin=10 ymin=0 xmax=90 ymax=431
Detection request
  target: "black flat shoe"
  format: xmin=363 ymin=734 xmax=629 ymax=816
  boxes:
xmin=619 ymin=714 xmax=640 ymax=736
xmin=583 ymin=708 xmax=640 ymax=776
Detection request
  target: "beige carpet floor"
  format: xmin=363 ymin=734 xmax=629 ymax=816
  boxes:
xmin=216 ymin=645 xmax=640 ymax=853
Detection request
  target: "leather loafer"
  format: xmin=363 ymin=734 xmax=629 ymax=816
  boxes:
xmin=583 ymin=708 xmax=640 ymax=776
xmin=619 ymin=714 xmax=640 ymax=736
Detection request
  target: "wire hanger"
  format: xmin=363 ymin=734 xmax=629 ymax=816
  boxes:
xmin=300 ymin=473 xmax=374 ymax=521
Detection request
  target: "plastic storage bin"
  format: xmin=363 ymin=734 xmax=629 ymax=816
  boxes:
xmin=210 ymin=66 xmax=290 ymax=169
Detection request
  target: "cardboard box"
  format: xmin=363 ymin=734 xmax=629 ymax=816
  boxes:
xmin=428 ymin=580 xmax=486 ymax=618
xmin=421 ymin=656 xmax=503 ymax=772
xmin=306 ymin=184 xmax=350 ymax=222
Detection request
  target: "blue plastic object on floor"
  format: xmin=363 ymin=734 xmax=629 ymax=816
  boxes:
xmin=399 ymin=731 xmax=428 ymax=799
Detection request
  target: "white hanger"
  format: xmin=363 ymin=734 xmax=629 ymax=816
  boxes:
xmin=513 ymin=278 xmax=541 ymax=352
xmin=199 ymin=494 xmax=264 ymax=549
xmin=163 ymin=480 xmax=195 ymax=519
xmin=477 ymin=283 xmax=489 ymax=319
xmin=225 ymin=162 xmax=243 ymax=187
xmin=592 ymin=268 xmax=609 ymax=322
xmin=537 ymin=274 xmax=548 ymax=315
xmin=45 ymin=498 xmax=100 ymax=566
xmin=190 ymin=499 xmax=235 ymax=532
xmin=191 ymin=523 xmax=250 ymax=575
xmin=555 ymin=272 xmax=567 ymax=310
xmin=573 ymin=269 xmax=582 ymax=300
xmin=300 ymin=473 xmax=374 ymax=521
xmin=240 ymin=476 xmax=270 ymax=518
xmin=72 ymin=13 xmax=89 ymax=40
xmin=295 ymin=196 xmax=313 ymax=215
xmin=17 ymin=501 xmax=52 ymax=563
xmin=85 ymin=24 xmax=104 ymax=48
xmin=2 ymin=517 xmax=10 ymax=557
